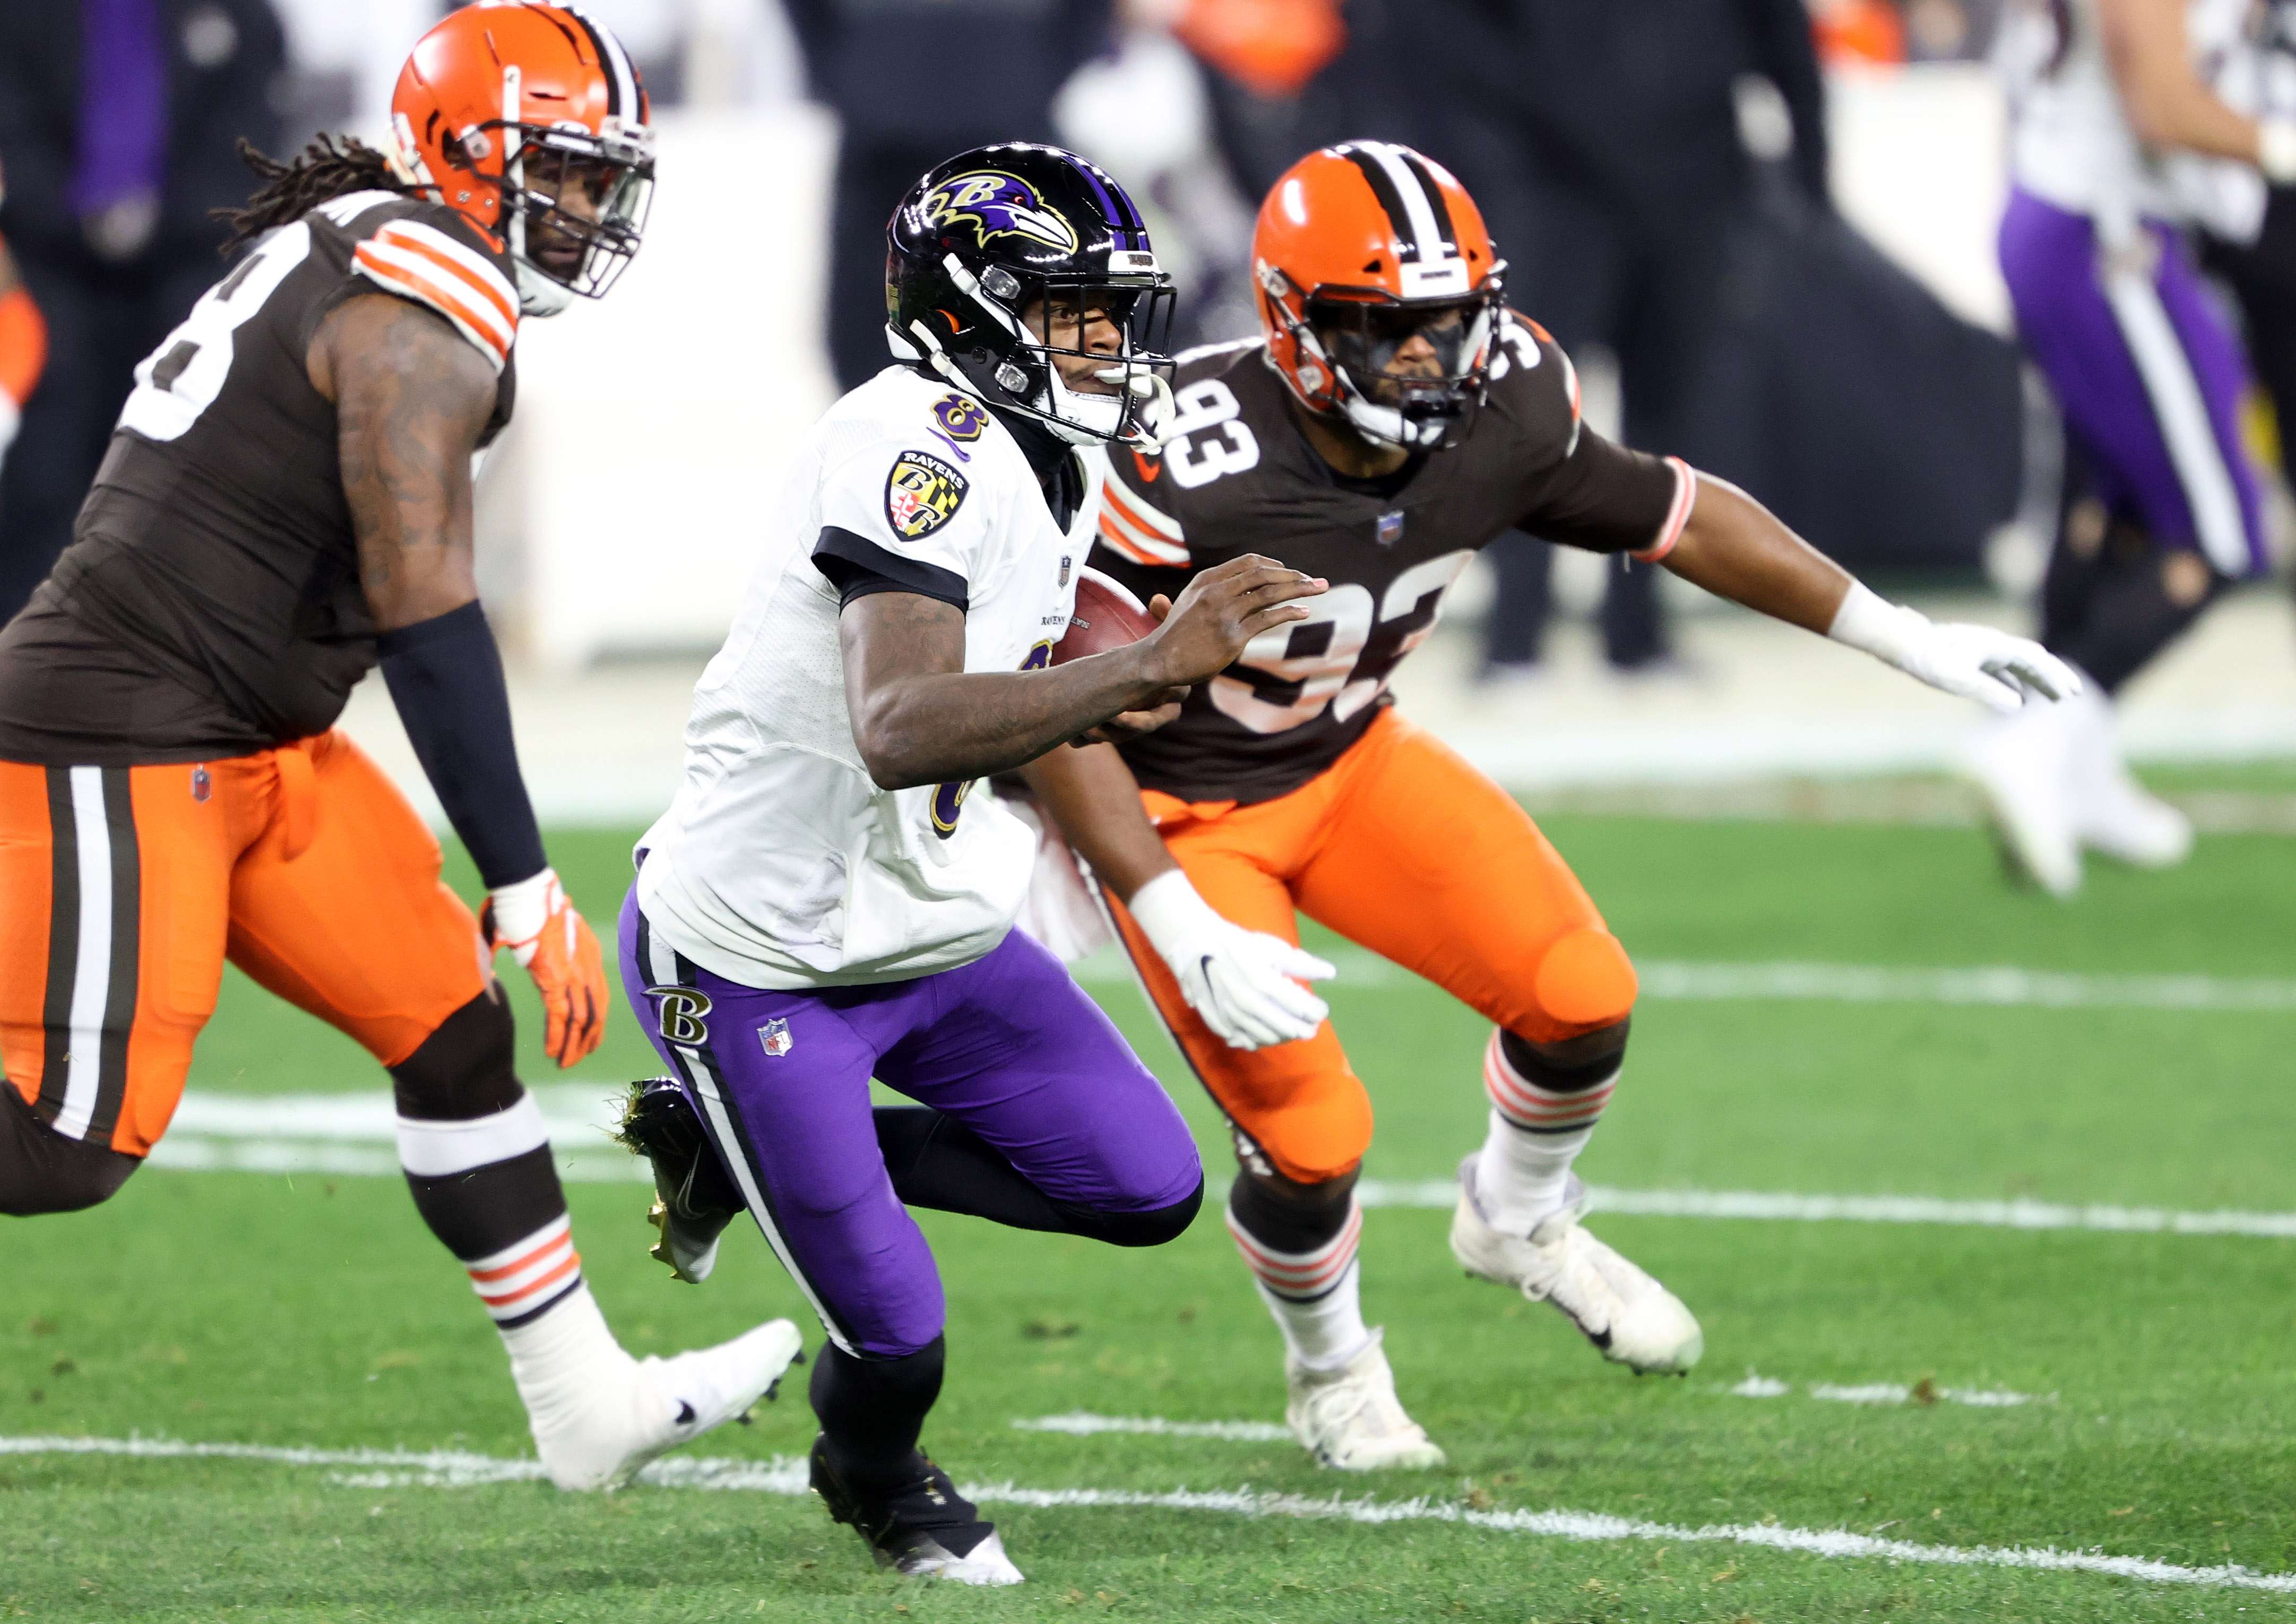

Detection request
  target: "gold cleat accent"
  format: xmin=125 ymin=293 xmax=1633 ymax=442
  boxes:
xmin=647 ymin=1199 xmax=705 ymax=1284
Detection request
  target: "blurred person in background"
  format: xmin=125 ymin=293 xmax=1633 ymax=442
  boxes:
xmin=0 ymin=224 xmax=48 ymax=497
xmin=1981 ymin=0 xmax=2295 ymax=896
xmin=2197 ymin=1 xmax=2296 ymax=462
xmin=0 ymin=0 xmax=287 ymax=624
xmin=1432 ymin=0 xmax=1832 ymax=679
xmin=786 ymin=0 xmax=1115 ymax=391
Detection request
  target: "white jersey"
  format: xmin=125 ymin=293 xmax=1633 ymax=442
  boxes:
xmin=637 ymin=368 xmax=1097 ymax=989
xmin=2004 ymin=0 xmax=2265 ymax=241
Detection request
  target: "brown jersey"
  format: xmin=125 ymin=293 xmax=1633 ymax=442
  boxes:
xmin=0 ymin=192 xmax=522 ymax=766
xmin=1090 ymin=315 xmax=1693 ymax=805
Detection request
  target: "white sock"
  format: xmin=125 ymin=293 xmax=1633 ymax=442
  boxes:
xmin=1476 ymin=1109 xmax=1592 ymax=1234
xmin=499 ymin=1283 xmax=638 ymax=1421
xmin=1476 ymin=1030 xmax=1618 ymax=1234
xmin=1253 ymin=1262 xmax=1371 ymax=1372
xmin=1228 ymin=1199 xmax=1373 ymax=1372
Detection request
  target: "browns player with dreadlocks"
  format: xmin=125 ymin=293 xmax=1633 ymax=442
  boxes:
xmin=0 ymin=4 xmax=798 ymax=1489
xmin=1025 ymin=142 xmax=2081 ymax=1472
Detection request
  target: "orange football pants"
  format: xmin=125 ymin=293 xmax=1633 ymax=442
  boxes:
xmin=0 ymin=732 xmax=491 ymax=1156
xmin=1106 ymin=708 xmax=1636 ymax=1186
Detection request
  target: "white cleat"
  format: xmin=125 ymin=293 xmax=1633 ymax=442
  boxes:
xmin=907 ymin=1530 xmax=1024 ymax=1586
xmin=2065 ymin=688 xmax=2192 ymax=868
xmin=1452 ymin=1160 xmax=1703 ymax=1375
xmin=533 ymin=1318 xmax=803 ymax=1492
xmin=1285 ymin=1328 xmax=1448 ymax=1471
xmin=1962 ymin=698 xmax=2083 ymax=897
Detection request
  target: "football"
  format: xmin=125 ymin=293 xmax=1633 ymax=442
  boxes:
xmin=1052 ymin=566 xmax=1160 ymax=664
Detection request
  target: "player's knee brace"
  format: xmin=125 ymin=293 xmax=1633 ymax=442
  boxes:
xmin=810 ymin=1334 xmax=946 ymax=1488
xmin=0 ymin=1087 xmax=140 ymax=1216
xmin=1531 ymin=928 xmax=1638 ymax=1033
xmin=1228 ymin=1165 xmax=1356 ymax=1254
xmin=1498 ymin=1017 xmax=1630 ymax=1094
xmin=389 ymin=991 xmax=524 ymax=1121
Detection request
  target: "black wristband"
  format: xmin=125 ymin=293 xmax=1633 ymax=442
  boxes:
xmin=377 ymin=600 xmax=547 ymax=890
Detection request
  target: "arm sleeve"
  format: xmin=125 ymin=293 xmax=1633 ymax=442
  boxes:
xmin=812 ymin=435 xmax=989 ymax=611
xmin=377 ymin=601 xmax=548 ymax=891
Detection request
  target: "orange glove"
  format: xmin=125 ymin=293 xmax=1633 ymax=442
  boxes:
xmin=481 ymin=867 xmax=607 ymax=1068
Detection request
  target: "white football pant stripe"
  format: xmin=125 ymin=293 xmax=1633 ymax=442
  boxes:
xmin=2103 ymin=263 xmax=2251 ymax=575
xmin=56 ymin=766 xmax=116 ymax=1142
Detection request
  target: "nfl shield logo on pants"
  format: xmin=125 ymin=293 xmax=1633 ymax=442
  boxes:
xmin=759 ymin=1018 xmax=793 ymax=1058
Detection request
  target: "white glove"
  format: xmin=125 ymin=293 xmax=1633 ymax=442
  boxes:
xmin=1126 ymin=870 xmax=1335 ymax=1050
xmin=1828 ymin=582 xmax=2083 ymax=714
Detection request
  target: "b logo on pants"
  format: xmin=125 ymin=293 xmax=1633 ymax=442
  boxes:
xmin=648 ymin=986 xmax=713 ymax=1047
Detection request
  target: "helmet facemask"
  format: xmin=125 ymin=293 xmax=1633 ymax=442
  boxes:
xmin=1299 ymin=282 xmax=1500 ymax=450
xmin=922 ymin=255 xmax=1178 ymax=447
xmin=490 ymin=117 xmax=654 ymax=316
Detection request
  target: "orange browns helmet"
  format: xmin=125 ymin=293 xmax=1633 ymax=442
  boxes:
xmin=1253 ymin=141 xmax=1504 ymax=450
xmin=389 ymin=2 xmax=654 ymax=317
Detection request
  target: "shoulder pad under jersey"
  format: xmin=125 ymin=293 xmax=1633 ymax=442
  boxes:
xmin=1487 ymin=309 xmax=1581 ymax=463
xmin=340 ymin=197 xmax=520 ymax=374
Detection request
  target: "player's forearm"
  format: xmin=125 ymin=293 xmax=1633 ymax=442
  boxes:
xmin=1661 ymin=471 xmax=1852 ymax=635
xmin=2100 ymin=0 xmax=2261 ymax=161
xmin=378 ymin=601 xmax=548 ymax=890
xmin=1018 ymin=742 xmax=1177 ymax=903
xmin=842 ymin=590 xmax=1182 ymax=790
xmin=851 ymin=652 xmax=1179 ymax=789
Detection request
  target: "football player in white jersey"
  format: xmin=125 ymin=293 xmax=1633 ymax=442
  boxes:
xmin=615 ymin=144 xmax=1328 ymax=1585
xmin=1982 ymin=0 xmax=2294 ymax=893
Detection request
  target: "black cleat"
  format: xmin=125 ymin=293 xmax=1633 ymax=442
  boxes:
xmin=808 ymin=1437 xmax=1023 ymax=1585
xmin=613 ymin=1078 xmax=743 ymax=1283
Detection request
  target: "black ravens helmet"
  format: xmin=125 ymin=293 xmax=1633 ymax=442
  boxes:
xmin=886 ymin=143 xmax=1176 ymax=447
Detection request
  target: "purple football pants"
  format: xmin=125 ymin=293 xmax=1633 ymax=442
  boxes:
xmin=619 ymin=884 xmax=1201 ymax=1359
xmin=1999 ymin=187 xmax=2265 ymax=575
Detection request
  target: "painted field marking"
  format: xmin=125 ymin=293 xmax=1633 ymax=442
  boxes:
xmin=3 ymin=1433 xmax=2289 ymax=1596
xmin=1354 ymin=1180 xmax=2296 ymax=1238
xmin=1725 ymin=1373 xmax=2053 ymax=1407
xmin=144 ymin=1099 xmax=2296 ymax=1239
xmin=1076 ymin=948 xmax=2296 ymax=1010
xmin=1013 ymin=1413 xmax=1292 ymax=1442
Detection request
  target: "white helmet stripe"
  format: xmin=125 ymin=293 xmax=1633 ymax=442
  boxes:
xmin=562 ymin=4 xmax=641 ymax=120
xmin=1361 ymin=142 xmax=1449 ymax=265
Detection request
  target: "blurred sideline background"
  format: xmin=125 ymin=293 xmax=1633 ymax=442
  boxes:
xmin=12 ymin=0 xmax=2296 ymax=827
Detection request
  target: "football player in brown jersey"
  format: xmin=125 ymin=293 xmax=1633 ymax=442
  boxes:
xmin=1023 ymin=142 xmax=2081 ymax=1471
xmin=0 ymin=5 xmax=799 ymax=1490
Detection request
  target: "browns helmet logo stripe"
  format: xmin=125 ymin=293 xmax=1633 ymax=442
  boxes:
xmin=1332 ymin=141 xmax=1458 ymax=266
xmin=558 ymin=3 xmax=643 ymax=120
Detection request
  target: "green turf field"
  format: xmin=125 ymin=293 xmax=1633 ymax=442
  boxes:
xmin=6 ymin=796 xmax=2295 ymax=1620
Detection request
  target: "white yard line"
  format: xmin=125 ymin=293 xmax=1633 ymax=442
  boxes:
xmin=1723 ymin=1375 xmax=2054 ymax=1407
xmin=2 ymin=1433 xmax=2288 ymax=1595
xmin=1013 ymin=1413 xmax=1292 ymax=1442
xmin=144 ymin=1102 xmax=2296 ymax=1237
xmin=1070 ymin=949 xmax=2296 ymax=1011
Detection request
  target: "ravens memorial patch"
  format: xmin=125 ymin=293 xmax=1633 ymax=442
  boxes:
xmin=886 ymin=450 xmax=969 ymax=540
